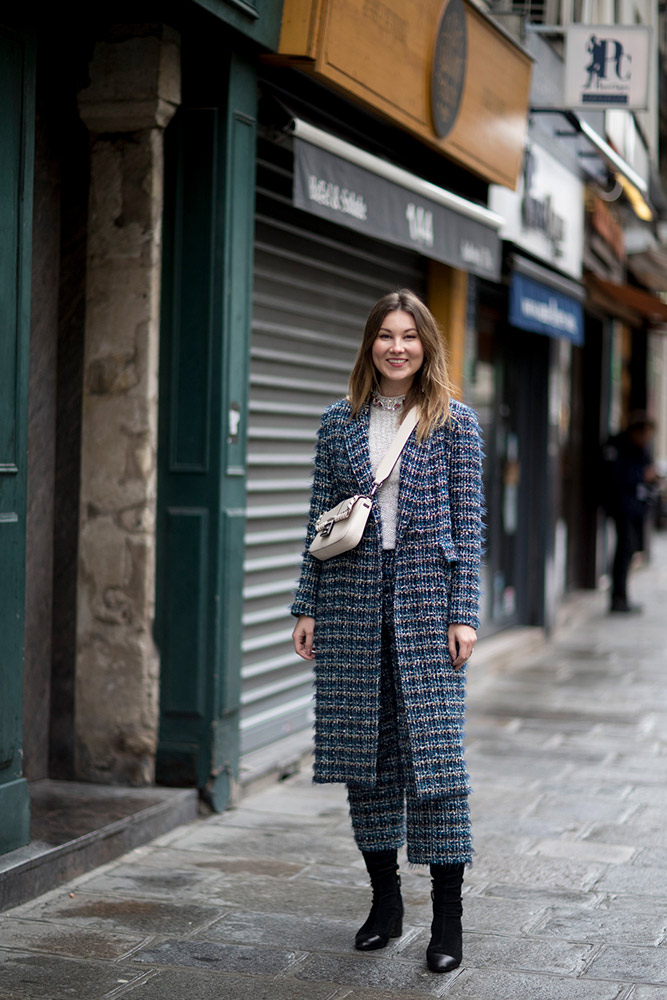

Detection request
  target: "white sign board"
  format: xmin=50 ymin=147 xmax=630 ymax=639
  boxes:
xmin=565 ymin=25 xmax=651 ymax=110
xmin=489 ymin=142 xmax=584 ymax=280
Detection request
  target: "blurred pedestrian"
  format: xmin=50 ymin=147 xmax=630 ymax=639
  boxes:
xmin=291 ymin=289 xmax=483 ymax=973
xmin=601 ymin=411 xmax=657 ymax=613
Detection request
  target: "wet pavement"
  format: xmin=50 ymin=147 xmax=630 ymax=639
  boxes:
xmin=2 ymin=537 xmax=667 ymax=999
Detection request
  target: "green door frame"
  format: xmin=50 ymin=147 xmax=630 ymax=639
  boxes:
xmin=0 ymin=24 xmax=35 ymax=855
xmin=155 ymin=51 xmax=256 ymax=812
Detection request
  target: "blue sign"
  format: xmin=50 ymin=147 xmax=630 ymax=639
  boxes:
xmin=509 ymin=273 xmax=584 ymax=346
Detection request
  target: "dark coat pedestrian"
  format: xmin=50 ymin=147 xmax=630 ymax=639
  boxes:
xmin=601 ymin=412 xmax=656 ymax=613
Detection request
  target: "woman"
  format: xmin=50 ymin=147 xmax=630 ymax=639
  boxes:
xmin=291 ymin=289 xmax=483 ymax=973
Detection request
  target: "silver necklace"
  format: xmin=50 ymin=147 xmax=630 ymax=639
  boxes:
xmin=371 ymin=390 xmax=405 ymax=412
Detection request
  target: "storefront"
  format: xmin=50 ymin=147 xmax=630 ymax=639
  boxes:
xmin=480 ymin=138 xmax=585 ymax=631
xmin=235 ymin=0 xmax=533 ymax=752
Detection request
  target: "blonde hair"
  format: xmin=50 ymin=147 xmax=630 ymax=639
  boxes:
xmin=348 ymin=289 xmax=454 ymax=441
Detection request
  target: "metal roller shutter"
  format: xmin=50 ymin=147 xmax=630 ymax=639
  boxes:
xmin=241 ymin=135 xmax=427 ymax=754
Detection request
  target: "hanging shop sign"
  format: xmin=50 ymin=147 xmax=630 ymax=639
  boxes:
xmin=564 ymin=25 xmax=651 ymax=109
xmin=293 ymin=134 xmax=501 ymax=279
xmin=489 ymin=141 xmax=584 ymax=280
xmin=274 ymin=0 xmax=532 ymax=189
xmin=509 ymin=272 xmax=584 ymax=345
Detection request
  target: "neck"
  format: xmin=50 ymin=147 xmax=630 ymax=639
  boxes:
xmin=377 ymin=378 xmax=413 ymax=397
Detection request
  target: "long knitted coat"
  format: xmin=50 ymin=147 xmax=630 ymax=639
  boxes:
xmin=291 ymin=397 xmax=483 ymax=801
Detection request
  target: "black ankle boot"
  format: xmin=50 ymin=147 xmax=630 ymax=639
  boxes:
xmin=426 ymin=862 xmax=464 ymax=973
xmin=355 ymin=849 xmax=403 ymax=951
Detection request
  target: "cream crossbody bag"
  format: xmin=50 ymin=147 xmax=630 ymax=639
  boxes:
xmin=308 ymin=406 xmax=420 ymax=561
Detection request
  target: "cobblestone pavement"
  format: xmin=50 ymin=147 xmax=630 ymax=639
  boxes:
xmin=2 ymin=537 xmax=667 ymax=999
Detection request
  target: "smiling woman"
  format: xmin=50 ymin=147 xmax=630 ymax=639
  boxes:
xmin=290 ymin=289 xmax=484 ymax=975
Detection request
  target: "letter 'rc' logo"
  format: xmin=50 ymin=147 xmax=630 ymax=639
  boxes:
xmin=431 ymin=0 xmax=467 ymax=140
xmin=585 ymin=35 xmax=631 ymax=88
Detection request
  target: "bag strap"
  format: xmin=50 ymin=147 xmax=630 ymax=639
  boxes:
xmin=371 ymin=405 xmax=420 ymax=495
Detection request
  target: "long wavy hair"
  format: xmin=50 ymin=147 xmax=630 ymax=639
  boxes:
xmin=348 ymin=289 xmax=454 ymax=441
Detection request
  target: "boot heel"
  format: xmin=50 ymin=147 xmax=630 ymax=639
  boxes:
xmin=390 ymin=915 xmax=403 ymax=938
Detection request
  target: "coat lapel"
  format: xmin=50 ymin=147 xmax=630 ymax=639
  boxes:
xmin=394 ymin=424 xmax=432 ymax=549
xmin=343 ymin=405 xmax=375 ymax=496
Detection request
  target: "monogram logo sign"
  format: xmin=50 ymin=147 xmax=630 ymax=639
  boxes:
xmin=565 ymin=25 xmax=651 ymax=109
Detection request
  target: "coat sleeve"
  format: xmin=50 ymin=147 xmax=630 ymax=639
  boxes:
xmin=448 ymin=406 xmax=484 ymax=630
xmin=290 ymin=418 xmax=334 ymax=618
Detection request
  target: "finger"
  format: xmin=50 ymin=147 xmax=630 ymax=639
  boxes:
xmin=448 ymin=637 xmax=459 ymax=665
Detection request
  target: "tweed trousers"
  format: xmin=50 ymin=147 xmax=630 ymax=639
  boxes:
xmin=346 ymin=551 xmax=473 ymax=866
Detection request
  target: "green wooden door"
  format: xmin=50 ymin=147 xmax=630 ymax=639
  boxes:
xmin=155 ymin=54 xmax=256 ymax=811
xmin=0 ymin=25 xmax=34 ymax=855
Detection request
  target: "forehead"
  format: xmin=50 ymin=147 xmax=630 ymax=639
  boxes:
xmin=378 ymin=309 xmax=417 ymax=331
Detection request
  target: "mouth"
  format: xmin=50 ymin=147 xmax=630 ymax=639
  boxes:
xmin=386 ymin=358 xmax=408 ymax=367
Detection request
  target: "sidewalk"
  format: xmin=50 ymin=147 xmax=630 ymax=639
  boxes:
xmin=2 ymin=538 xmax=666 ymax=1000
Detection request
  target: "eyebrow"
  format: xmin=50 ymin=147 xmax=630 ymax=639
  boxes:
xmin=378 ymin=325 xmax=418 ymax=333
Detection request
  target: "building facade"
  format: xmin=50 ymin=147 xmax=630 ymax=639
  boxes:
xmin=6 ymin=0 xmax=665 ymax=866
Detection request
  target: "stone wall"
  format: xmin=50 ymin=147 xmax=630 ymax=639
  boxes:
xmin=75 ymin=26 xmax=180 ymax=785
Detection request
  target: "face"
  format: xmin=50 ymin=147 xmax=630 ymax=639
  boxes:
xmin=371 ymin=309 xmax=424 ymax=396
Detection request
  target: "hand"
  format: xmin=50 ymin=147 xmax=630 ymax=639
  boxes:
xmin=293 ymin=615 xmax=316 ymax=660
xmin=448 ymin=623 xmax=476 ymax=670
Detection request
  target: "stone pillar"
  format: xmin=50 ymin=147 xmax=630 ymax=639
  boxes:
xmin=75 ymin=26 xmax=180 ymax=785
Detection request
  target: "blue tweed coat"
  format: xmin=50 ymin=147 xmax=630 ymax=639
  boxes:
xmin=291 ymin=398 xmax=483 ymax=801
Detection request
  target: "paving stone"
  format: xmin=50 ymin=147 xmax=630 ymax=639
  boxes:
xmin=133 ymin=938 xmax=299 ymax=975
xmin=197 ymin=909 xmax=355 ymax=953
xmin=0 ymin=952 xmax=143 ymax=998
xmin=528 ymin=838 xmax=636 ymax=865
xmin=633 ymin=845 xmax=667 ymax=868
xmin=117 ymin=969 xmax=339 ymax=999
xmin=459 ymin=895 xmax=548 ymax=935
xmin=445 ymin=967 xmax=624 ymax=999
xmin=8 ymin=893 xmax=222 ymax=935
xmin=533 ymin=904 xmax=667 ymax=945
xmin=584 ymin=821 xmax=667 ymax=850
xmin=583 ymin=945 xmax=667 ymax=984
xmin=292 ymin=952 xmax=444 ymax=995
xmin=401 ymin=931 xmax=593 ymax=976
xmin=526 ymin=794 xmax=634 ymax=828
xmin=191 ymin=872 xmax=371 ymax=920
xmin=591 ymin=864 xmax=667 ymax=898
xmin=160 ymin=825 xmax=359 ymax=866
xmin=126 ymin=846 xmax=308 ymax=879
xmin=465 ymin=853 xmax=602 ymax=893
xmin=69 ymin=862 xmax=216 ymax=899
xmin=0 ymin=916 xmax=144 ymax=959
xmin=478 ymin=884 xmax=599 ymax=908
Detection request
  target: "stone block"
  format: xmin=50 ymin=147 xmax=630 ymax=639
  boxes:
xmin=292 ymin=951 xmax=444 ymax=995
xmin=198 ymin=909 xmax=354 ymax=953
xmin=10 ymin=893 xmax=222 ymax=936
xmin=401 ymin=930 xmax=593 ymax=976
xmin=583 ymin=944 xmax=667 ymax=985
xmin=116 ymin=969 xmax=339 ymax=1000
xmin=73 ymin=861 xmax=216 ymax=899
xmin=534 ymin=904 xmax=666 ymax=946
xmin=0 ymin=952 xmax=143 ymax=998
xmin=0 ymin=916 xmax=144 ymax=960
xmin=528 ymin=838 xmax=636 ymax=865
xmin=591 ymin=863 xmax=667 ymax=899
xmin=465 ymin=853 xmax=603 ymax=894
xmin=77 ymin=29 xmax=181 ymax=132
xmin=133 ymin=938 xmax=299 ymax=976
xmin=445 ymin=968 xmax=623 ymax=999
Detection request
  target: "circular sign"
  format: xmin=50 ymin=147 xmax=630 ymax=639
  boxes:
xmin=431 ymin=0 xmax=467 ymax=140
